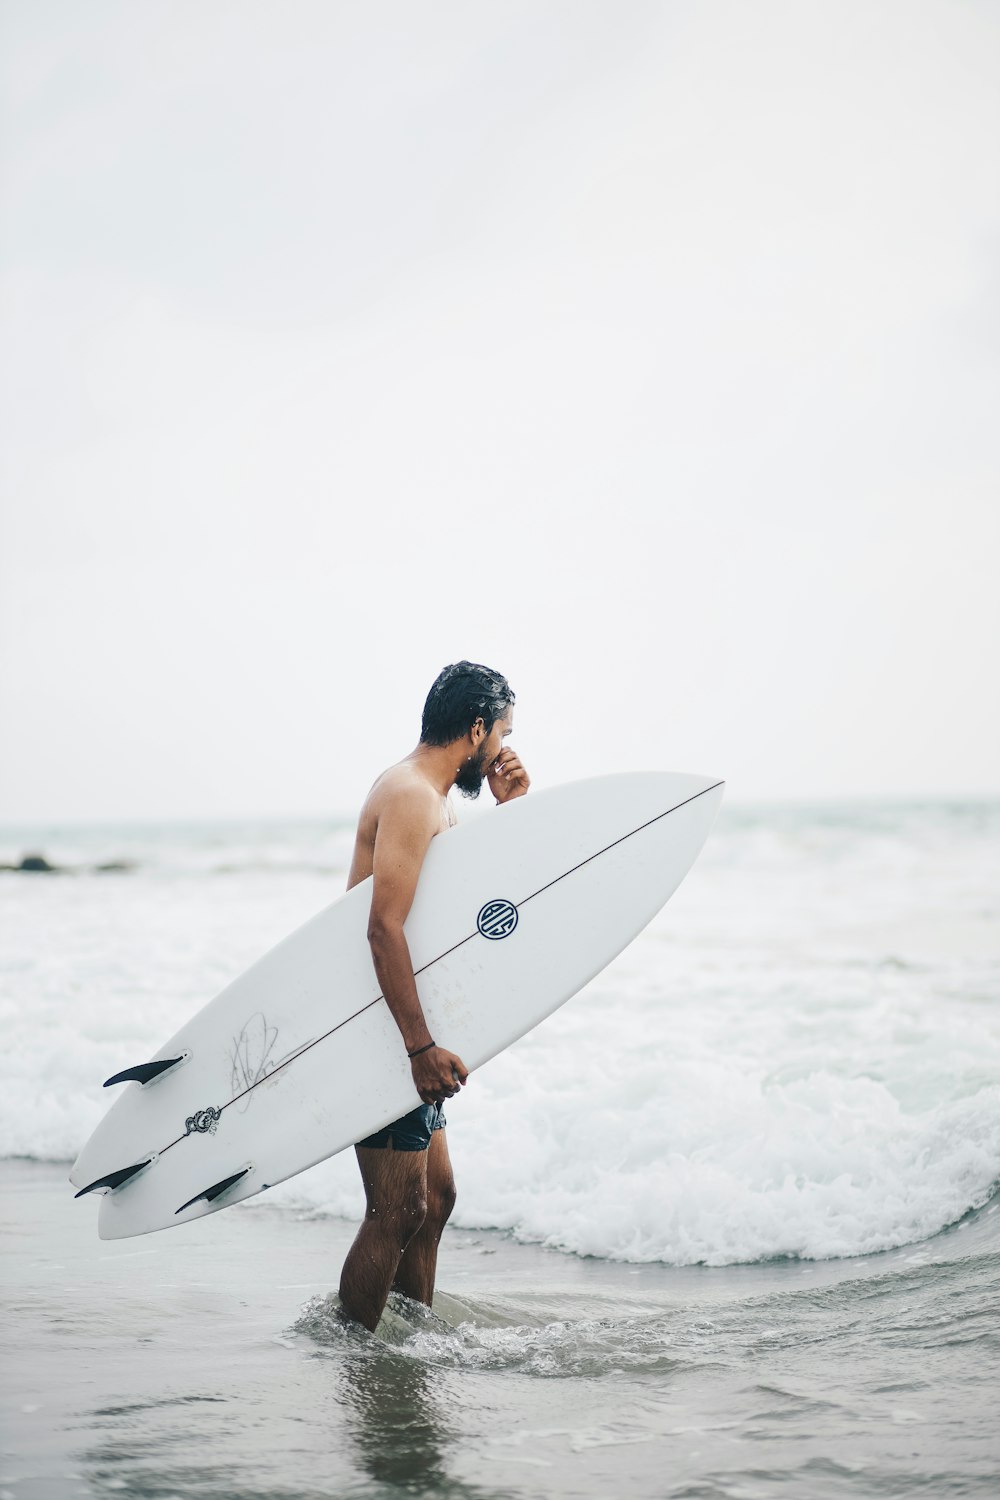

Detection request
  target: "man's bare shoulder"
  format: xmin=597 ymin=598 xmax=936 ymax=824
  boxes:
xmin=348 ymin=762 xmax=443 ymax=890
xmin=366 ymin=762 xmax=441 ymax=817
xmin=360 ymin=763 xmax=446 ymax=845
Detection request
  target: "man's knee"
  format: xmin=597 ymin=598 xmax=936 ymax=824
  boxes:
xmin=427 ymin=1175 xmax=457 ymax=1228
xmin=368 ymin=1184 xmax=428 ymax=1247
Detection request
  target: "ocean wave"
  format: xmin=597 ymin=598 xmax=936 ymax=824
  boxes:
xmin=5 ymin=801 xmax=998 ymax=1267
xmin=259 ymin=1046 xmax=1000 ymax=1266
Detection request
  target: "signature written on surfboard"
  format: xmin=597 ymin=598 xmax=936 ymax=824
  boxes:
xmin=228 ymin=1013 xmax=301 ymax=1111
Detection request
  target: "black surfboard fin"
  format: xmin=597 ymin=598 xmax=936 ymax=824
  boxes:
xmin=74 ymin=1158 xmax=153 ymax=1197
xmin=103 ymin=1055 xmax=185 ymax=1088
xmin=175 ymin=1167 xmax=252 ymax=1216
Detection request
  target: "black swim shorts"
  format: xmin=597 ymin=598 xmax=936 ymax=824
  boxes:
xmin=357 ymin=1099 xmax=447 ymax=1152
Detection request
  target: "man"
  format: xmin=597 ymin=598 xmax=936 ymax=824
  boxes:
xmin=338 ymin=661 xmax=529 ymax=1331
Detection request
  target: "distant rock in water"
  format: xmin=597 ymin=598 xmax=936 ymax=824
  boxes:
xmin=0 ymin=852 xmax=138 ymax=874
xmin=3 ymin=852 xmax=63 ymax=873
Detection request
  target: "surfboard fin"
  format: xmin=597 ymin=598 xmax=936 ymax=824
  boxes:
xmin=175 ymin=1167 xmax=252 ymax=1215
xmin=74 ymin=1159 xmax=153 ymax=1197
xmin=103 ymin=1055 xmax=186 ymax=1087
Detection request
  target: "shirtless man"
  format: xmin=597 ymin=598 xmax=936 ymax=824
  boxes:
xmin=338 ymin=661 xmax=529 ymax=1331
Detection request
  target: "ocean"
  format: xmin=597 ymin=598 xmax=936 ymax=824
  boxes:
xmin=2 ymin=799 xmax=998 ymax=1497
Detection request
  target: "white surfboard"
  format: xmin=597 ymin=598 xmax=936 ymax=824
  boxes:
xmin=70 ymin=771 xmax=723 ymax=1239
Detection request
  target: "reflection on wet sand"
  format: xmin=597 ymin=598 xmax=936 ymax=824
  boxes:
xmin=336 ymin=1346 xmax=459 ymax=1495
xmin=312 ymin=1292 xmax=506 ymax=1500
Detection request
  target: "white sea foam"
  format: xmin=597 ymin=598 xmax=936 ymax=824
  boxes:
xmin=2 ymin=803 xmax=998 ymax=1264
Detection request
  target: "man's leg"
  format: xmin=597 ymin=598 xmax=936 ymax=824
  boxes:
xmin=391 ymin=1128 xmax=457 ymax=1307
xmin=339 ymin=1143 xmax=429 ymax=1332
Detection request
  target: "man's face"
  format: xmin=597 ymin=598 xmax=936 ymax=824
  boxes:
xmin=454 ymin=710 xmax=513 ymax=799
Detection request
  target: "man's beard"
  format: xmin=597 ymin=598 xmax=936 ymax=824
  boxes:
xmin=455 ymin=743 xmax=492 ymax=799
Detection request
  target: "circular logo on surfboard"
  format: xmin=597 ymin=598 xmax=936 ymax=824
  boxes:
xmin=477 ymin=899 xmax=519 ymax=940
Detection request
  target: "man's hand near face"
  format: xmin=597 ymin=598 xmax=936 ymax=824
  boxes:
xmin=488 ymin=747 xmax=530 ymax=804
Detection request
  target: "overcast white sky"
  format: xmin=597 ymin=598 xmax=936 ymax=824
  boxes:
xmin=1 ymin=0 xmax=998 ymax=822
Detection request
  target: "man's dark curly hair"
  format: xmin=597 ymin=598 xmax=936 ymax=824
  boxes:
xmin=420 ymin=661 xmax=515 ymax=747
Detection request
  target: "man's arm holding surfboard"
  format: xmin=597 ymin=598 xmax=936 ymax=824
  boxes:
xmin=367 ymin=783 xmax=470 ymax=1105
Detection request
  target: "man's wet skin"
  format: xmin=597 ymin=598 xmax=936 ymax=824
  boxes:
xmin=338 ymin=703 xmax=529 ymax=1330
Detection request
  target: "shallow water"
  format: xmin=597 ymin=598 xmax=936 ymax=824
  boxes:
xmin=3 ymin=1164 xmax=999 ymax=1499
